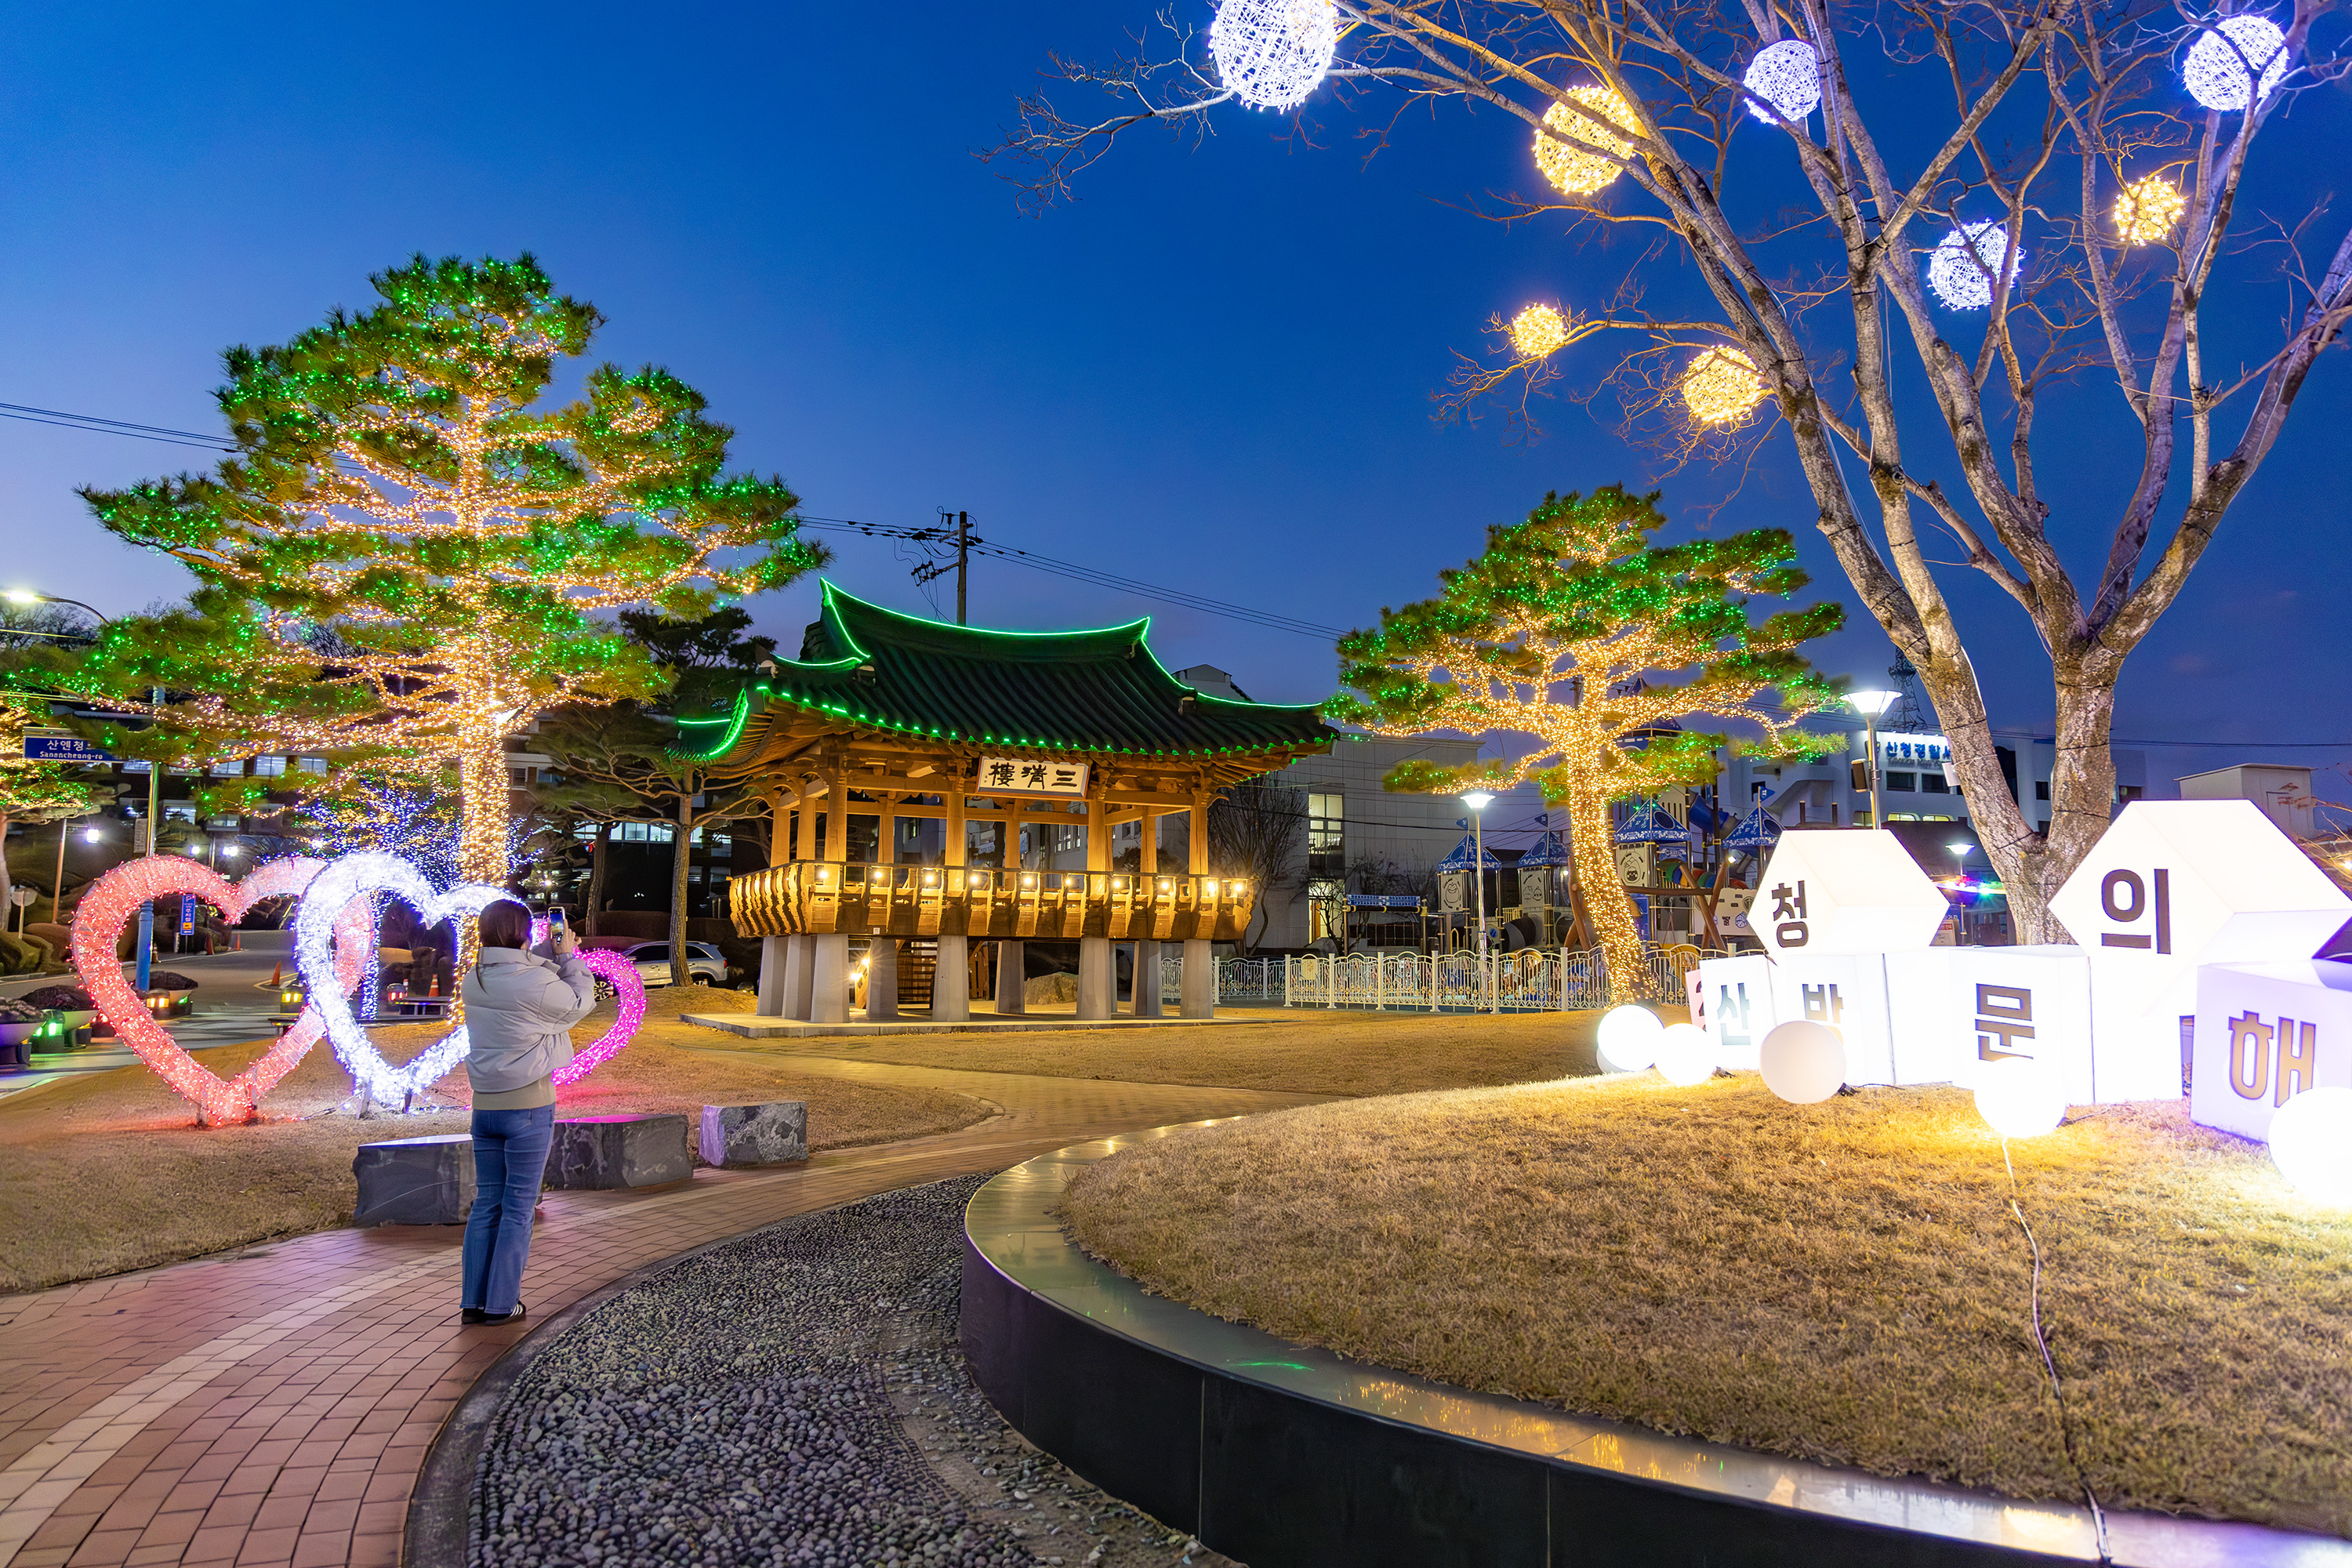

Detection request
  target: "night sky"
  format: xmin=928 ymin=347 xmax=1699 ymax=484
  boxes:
xmin=3 ymin=2 xmax=2345 ymax=826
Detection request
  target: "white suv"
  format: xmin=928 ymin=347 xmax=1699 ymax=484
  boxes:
xmin=618 ymin=941 xmax=734 ymax=987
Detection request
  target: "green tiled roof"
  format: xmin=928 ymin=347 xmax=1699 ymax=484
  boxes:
xmin=677 ymin=583 xmax=1337 ymax=764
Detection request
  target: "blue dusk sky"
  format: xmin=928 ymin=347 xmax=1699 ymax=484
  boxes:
xmin=1 ymin=2 xmax=2345 ymax=829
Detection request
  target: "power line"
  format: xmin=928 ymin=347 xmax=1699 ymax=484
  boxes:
xmin=0 ymin=402 xmax=234 ymax=454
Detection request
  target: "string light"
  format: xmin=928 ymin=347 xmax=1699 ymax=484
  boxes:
xmin=1330 ymin=487 xmax=1844 ymax=1000
xmin=2182 ymin=15 xmax=2288 ymax=111
xmin=2113 ymin=174 xmax=2187 ymax=246
xmin=71 ymin=255 xmax=826 ymax=889
xmin=1741 ymin=40 xmax=1820 ymax=123
xmin=1510 ymin=303 xmax=1572 ymax=359
xmin=1534 ymin=85 xmax=1640 ymax=196
xmin=294 ymin=851 xmax=510 ymax=1102
xmin=1679 ymin=346 xmax=1769 ymax=426
xmin=1208 ymin=0 xmax=1338 ymax=113
xmin=529 ymin=916 xmax=648 ymax=1086
xmin=69 ymin=855 xmax=367 ymax=1125
xmin=1926 ymin=222 xmax=2022 ymax=310
xmin=0 ymin=694 xmax=102 ymax=827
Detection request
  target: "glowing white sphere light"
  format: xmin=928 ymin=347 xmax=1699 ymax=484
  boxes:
xmin=1973 ymin=1055 xmax=2068 ymax=1139
xmin=1759 ymin=1020 xmax=1846 ymax=1103
xmin=2182 ymin=16 xmax=2288 ymax=112
xmin=2267 ymin=1086 xmax=2352 ymax=1206
xmin=1209 ymin=0 xmax=1338 ymax=113
xmin=1742 ymin=40 xmax=1820 ymax=124
xmin=1926 ymin=222 xmax=2021 ymax=310
xmin=1653 ymin=1022 xmax=1716 ymax=1087
xmin=1597 ymin=1004 xmax=1665 ymax=1072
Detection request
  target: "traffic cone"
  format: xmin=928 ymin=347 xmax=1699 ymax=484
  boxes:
xmin=269 ymin=960 xmax=283 ymax=988
xmin=429 ymin=971 xmax=440 ymax=999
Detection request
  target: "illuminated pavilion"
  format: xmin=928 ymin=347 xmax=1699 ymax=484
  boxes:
xmin=680 ymin=584 xmax=1337 ymax=1025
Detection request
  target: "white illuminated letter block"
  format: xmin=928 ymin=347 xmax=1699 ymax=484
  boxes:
xmin=2190 ymin=960 xmax=2352 ymax=1141
xmin=1883 ymin=946 xmax=2095 ymax=1097
xmin=2051 ymin=801 xmax=2350 ymax=1102
xmin=1696 ymin=954 xmax=1777 ymax=1070
xmin=1752 ymin=829 xmax=1951 ymax=960
xmin=1769 ymin=953 xmax=1894 ymax=1085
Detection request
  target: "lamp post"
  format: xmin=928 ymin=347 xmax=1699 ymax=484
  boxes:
xmin=1947 ymin=840 xmax=1973 ymax=944
xmin=1461 ymin=790 xmax=1495 ymax=1013
xmin=1846 ymin=689 xmax=1900 ymax=829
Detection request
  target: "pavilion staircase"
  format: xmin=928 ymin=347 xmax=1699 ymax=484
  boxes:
xmin=898 ymin=938 xmax=936 ymax=1010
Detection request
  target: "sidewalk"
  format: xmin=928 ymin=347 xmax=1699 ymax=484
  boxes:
xmin=0 ymin=1058 xmax=1327 ymax=1568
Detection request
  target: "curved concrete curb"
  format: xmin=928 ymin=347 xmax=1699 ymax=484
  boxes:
xmin=960 ymin=1123 xmax=2352 ymax=1568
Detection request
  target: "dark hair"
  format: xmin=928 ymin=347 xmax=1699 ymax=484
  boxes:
xmin=477 ymin=900 xmax=533 ymax=950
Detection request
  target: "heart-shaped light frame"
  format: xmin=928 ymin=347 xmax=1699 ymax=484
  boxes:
xmin=294 ymin=852 xmax=510 ymax=1102
xmin=70 ymin=855 xmax=368 ymax=1127
xmin=528 ymin=919 xmax=649 ymax=1087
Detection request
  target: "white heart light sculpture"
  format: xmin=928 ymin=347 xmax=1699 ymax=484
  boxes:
xmin=294 ymin=852 xmax=512 ymax=1102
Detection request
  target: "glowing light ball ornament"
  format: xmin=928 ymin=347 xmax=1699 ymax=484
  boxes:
xmin=1741 ymin=40 xmax=1820 ymax=123
xmin=1680 ymin=346 xmax=1769 ymax=426
xmin=1928 ymin=222 xmax=2021 ymax=310
xmin=2267 ymin=1087 xmax=2352 ymax=1207
xmin=2113 ymin=174 xmax=2187 ymax=246
xmin=1208 ymin=0 xmax=1337 ymax=113
xmin=1534 ymin=85 xmax=1640 ymax=196
xmin=2182 ymin=15 xmax=2288 ymax=112
xmin=1759 ymin=1019 xmax=1846 ymax=1103
xmin=1973 ymin=1055 xmax=2068 ymax=1139
xmin=69 ymin=856 xmax=368 ymax=1126
xmin=528 ymin=916 xmax=649 ymax=1087
xmin=1510 ymin=303 xmax=1571 ymax=360
xmin=1597 ymin=1004 xmax=1665 ymax=1072
xmin=1653 ymin=1022 xmax=1716 ymax=1087
xmin=294 ymin=852 xmax=511 ymax=1102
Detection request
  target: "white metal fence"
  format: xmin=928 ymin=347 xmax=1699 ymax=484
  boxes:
xmin=1211 ymin=944 xmax=1711 ymax=1012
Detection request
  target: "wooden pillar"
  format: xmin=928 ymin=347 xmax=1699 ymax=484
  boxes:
xmin=1132 ymin=808 xmax=1161 ymax=1017
xmin=1078 ymin=780 xmax=1113 ymax=1020
xmin=1182 ymin=788 xmax=1214 ymax=1019
xmin=935 ymin=763 xmax=971 ymax=1020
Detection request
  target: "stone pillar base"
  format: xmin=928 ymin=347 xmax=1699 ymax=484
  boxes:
xmin=1077 ymin=935 xmax=1114 ymax=1021
xmin=866 ymin=938 xmax=900 ymax=1020
xmin=994 ymin=939 xmax=1026 ymax=1015
xmin=811 ymin=935 xmax=851 ymax=1025
xmin=1181 ymin=938 xmax=1216 ymax=1019
xmin=933 ymin=933 xmax=971 ymax=1021
xmin=1131 ymin=939 xmax=1163 ymax=1017
xmin=782 ymin=933 xmax=816 ymax=1020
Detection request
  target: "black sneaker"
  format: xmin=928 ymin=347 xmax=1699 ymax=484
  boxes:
xmin=461 ymin=1308 xmax=490 ymax=1326
xmin=481 ymin=1302 xmax=526 ymax=1325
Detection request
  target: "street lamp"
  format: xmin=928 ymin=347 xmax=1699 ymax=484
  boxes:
xmin=1461 ymin=790 xmax=1495 ymax=1013
xmin=1947 ymin=840 xmax=1972 ymax=944
xmin=1846 ymin=689 xmax=1900 ymax=828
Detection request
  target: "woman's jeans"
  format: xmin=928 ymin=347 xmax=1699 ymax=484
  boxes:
xmin=462 ymin=1104 xmax=556 ymax=1314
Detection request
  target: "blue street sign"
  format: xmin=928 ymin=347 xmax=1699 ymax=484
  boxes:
xmin=24 ymin=735 xmax=115 ymax=763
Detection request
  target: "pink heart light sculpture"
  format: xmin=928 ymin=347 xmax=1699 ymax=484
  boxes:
xmin=70 ymin=856 xmax=368 ymax=1127
xmin=528 ymin=920 xmax=648 ymax=1087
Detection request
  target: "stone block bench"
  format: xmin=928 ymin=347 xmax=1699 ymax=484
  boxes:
xmin=548 ymin=1113 xmax=692 ymax=1191
xmin=353 ymin=1134 xmax=475 ymax=1225
xmin=699 ymin=1102 xmax=809 ymax=1167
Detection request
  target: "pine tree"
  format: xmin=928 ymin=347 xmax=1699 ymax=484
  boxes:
xmin=1330 ymin=485 xmax=1844 ymax=997
xmin=73 ymin=253 xmax=826 ymax=884
xmin=0 ymin=692 xmax=103 ymax=922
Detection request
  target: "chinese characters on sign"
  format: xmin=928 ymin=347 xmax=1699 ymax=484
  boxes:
xmin=976 ymin=757 xmax=1089 ymax=797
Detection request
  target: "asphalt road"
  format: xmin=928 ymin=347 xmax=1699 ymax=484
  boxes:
xmin=1 ymin=927 xmax=299 ymax=1007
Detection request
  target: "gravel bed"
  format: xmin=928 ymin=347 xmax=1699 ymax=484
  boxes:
xmin=471 ymin=1176 xmax=1233 ymax=1568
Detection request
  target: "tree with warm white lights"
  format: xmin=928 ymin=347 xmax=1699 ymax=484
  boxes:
xmin=996 ymin=0 xmax=2351 ymax=942
xmin=1330 ymin=487 xmax=1842 ymax=996
xmin=0 ymin=691 xmax=103 ymax=921
xmin=72 ymin=253 xmax=826 ymax=884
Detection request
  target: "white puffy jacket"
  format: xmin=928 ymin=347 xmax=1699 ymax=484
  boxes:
xmin=461 ymin=946 xmax=597 ymax=1094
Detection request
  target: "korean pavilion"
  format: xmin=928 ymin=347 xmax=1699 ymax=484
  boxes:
xmin=680 ymin=585 xmax=1337 ymax=1024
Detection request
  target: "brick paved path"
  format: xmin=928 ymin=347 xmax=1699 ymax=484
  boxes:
xmin=0 ymin=1058 xmax=1326 ymax=1568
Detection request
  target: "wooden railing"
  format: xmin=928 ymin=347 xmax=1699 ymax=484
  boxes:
xmin=724 ymin=862 xmax=1258 ymax=942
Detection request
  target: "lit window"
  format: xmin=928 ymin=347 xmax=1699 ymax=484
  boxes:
xmin=297 ymin=757 xmax=328 ymax=775
xmin=251 ymin=755 xmax=286 ymax=778
xmin=209 ymin=760 xmax=244 ymax=777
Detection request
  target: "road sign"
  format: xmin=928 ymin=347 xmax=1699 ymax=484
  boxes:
xmin=23 ymin=731 xmax=115 ymax=763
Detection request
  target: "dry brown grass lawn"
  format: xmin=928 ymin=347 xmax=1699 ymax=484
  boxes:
xmin=735 ymin=1004 xmax=1628 ymax=1097
xmin=1062 ymin=1075 xmax=2352 ymax=1538
xmin=0 ymin=985 xmax=986 ymax=1294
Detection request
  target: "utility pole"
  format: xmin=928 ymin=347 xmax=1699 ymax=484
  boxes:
xmin=956 ymin=510 xmax=969 ymax=625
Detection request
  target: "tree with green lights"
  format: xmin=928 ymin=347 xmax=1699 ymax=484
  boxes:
xmin=1330 ymin=485 xmax=1844 ymax=997
xmin=0 ymin=691 xmax=104 ymax=926
xmin=73 ymin=252 xmax=826 ymax=884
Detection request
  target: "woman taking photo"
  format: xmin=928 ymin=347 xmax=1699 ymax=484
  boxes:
xmin=459 ymin=900 xmax=595 ymax=1326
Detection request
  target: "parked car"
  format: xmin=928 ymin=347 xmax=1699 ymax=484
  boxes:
xmin=617 ymin=940 xmax=735 ymax=988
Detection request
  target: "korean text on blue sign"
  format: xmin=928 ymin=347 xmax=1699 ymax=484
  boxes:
xmin=23 ymin=735 xmax=116 ymax=764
